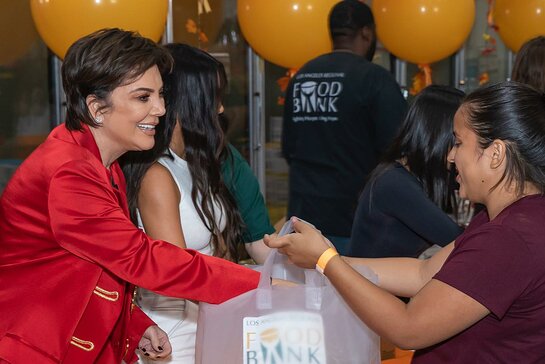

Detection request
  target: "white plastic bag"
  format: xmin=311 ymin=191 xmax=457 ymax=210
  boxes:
xmin=195 ymin=250 xmax=380 ymax=364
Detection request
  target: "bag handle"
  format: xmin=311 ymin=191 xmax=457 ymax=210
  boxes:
xmin=256 ymin=249 xmax=324 ymax=310
xmin=257 ymin=248 xmax=282 ymax=289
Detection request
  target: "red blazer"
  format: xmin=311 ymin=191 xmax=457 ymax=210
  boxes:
xmin=0 ymin=124 xmax=259 ymax=363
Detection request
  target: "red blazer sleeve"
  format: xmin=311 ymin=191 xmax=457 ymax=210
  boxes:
xmin=47 ymin=160 xmax=259 ymax=304
xmin=124 ymin=305 xmax=155 ymax=364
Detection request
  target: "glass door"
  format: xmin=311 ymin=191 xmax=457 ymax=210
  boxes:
xmin=0 ymin=2 xmax=50 ymax=192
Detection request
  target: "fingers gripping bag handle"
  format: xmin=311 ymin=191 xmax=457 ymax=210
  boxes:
xmin=256 ymin=249 xmax=324 ymax=310
xmin=257 ymin=218 xmax=326 ymax=309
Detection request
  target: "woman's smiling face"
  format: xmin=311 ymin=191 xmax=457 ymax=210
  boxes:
xmin=89 ymin=65 xmax=165 ymax=165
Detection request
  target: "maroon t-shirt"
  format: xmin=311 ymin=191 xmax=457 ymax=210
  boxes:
xmin=413 ymin=194 xmax=545 ymax=363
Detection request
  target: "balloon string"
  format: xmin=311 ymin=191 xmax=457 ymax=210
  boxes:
xmin=486 ymin=0 xmax=498 ymax=31
xmin=487 ymin=0 xmax=494 ymax=27
xmin=479 ymin=0 xmax=497 ymax=86
xmin=198 ymin=0 xmax=212 ymax=15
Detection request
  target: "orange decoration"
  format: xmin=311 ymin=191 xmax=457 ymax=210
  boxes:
xmin=276 ymin=68 xmax=298 ymax=93
xmin=486 ymin=0 xmax=498 ymax=31
xmin=479 ymin=72 xmax=490 ymax=85
xmin=482 ymin=0 xmax=498 ymax=57
xmin=409 ymin=64 xmax=432 ymax=96
xmin=186 ymin=19 xmax=198 ymax=34
xmin=478 ymin=0 xmax=496 ymax=86
xmin=276 ymin=68 xmax=298 ymax=105
xmin=198 ymin=31 xmax=209 ymax=44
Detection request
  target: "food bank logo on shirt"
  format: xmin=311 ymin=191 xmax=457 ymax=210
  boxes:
xmin=243 ymin=311 xmax=326 ymax=364
xmin=292 ymin=75 xmax=343 ymax=115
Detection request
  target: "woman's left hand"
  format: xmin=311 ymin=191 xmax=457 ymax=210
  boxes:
xmin=138 ymin=325 xmax=172 ymax=360
xmin=264 ymin=217 xmax=331 ymax=269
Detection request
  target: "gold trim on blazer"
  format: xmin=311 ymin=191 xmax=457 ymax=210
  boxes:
xmin=93 ymin=286 xmax=119 ymax=302
xmin=70 ymin=336 xmax=95 ymax=351
xmin=123 ymin=337 xmax=131 ymax=358
xmin=131 ymin=287 xmax=138 ymax=313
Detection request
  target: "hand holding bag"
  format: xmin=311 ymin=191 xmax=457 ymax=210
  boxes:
xmin=195 ymin=250 xmax=380 ymax=364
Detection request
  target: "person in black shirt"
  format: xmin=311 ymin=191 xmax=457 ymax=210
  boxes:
xmin=347 ymin=85 xmax=464 ymax=258
xmin=282 ymin=0 xmax=407 ymax=254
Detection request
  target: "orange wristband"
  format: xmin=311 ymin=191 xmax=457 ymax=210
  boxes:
xmin=315 ymin=248 xmax=339 ymax=274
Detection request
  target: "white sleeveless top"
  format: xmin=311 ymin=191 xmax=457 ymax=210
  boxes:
xmin=137 ymin=148 xmax=226 ymax=255
xmin=135 ymin=150 xmax=227 ymax=363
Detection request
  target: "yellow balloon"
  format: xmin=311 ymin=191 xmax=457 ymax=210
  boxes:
xmin=237 ymin=0 xmax=339 ymax=69
xmin=0 ymin=0 xmax=38 ymax=66
xmin=30 ymin=0 xmax=168 ymax=59
xmin=494 ymin=0 xmax=545 ymax=52
xmin=372 ymin=0 xmax=475 ymax=64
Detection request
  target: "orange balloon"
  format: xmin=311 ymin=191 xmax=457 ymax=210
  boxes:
xmin=494 ymin=0 xmax=545 ymax=52
xmin=30 ymin=0 xmax=168 ymax=59
xmin=0 ymin=0 xmax=38 ymax=66
xmin=237 ymin=0 xmax=339 ymax=69
xmin=373 ymin=0 xmax=475 ymax=64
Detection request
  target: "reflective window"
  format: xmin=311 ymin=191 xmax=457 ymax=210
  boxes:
xmin=172 ymin=0 xmax=251 ymax=157
xmin=0 ymin=2 xmax=50 ymax=192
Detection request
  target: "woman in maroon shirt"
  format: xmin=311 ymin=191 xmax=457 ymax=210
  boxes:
xmin=267 ymin=81 xmax=545 ymax=363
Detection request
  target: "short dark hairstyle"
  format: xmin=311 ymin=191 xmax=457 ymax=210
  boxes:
xmin=62 ymin=28 xmax=173 ymax=130
xmin=511 ymin=36 xmax=545 ymax=93
xmin=329 ymin=0 xmax=374 ymax=38
xmin=370 ymin=85 xmax=465 ymax=213
xmin=463 ymin=81 xmax=545 ymax=195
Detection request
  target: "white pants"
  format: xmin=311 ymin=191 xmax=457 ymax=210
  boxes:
xmin=136 ymin=289 xmax=199 ymax=364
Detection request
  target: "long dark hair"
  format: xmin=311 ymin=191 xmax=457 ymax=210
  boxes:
xmin=121 ymin=43 xmax=244 ymax=262
xmin=463 ymin=81 xmax=545 ymax=195
xmin=369 ymin=85 xmax=464 ymax=213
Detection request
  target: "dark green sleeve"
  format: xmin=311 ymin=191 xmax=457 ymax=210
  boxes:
xmin=222 ymin=144 xmax=275 ymax=242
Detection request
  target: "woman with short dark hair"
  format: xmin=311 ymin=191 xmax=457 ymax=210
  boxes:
xmin=0 ymin=28 xmax=259 ymax=364
xmin=266 ymin=81 xmax=545 ymax=363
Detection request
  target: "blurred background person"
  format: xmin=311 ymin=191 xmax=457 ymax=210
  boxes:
xmin=348 ymin=85 xmax=464 ymax=259
xmin=282 ymin=0 xmax=407 ymax=255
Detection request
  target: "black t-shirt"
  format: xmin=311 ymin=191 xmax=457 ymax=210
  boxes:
xmin=347 ymin=164 xmax=462 ymax=258
xmin=282 ymin=52 xmax=407 ymax=237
